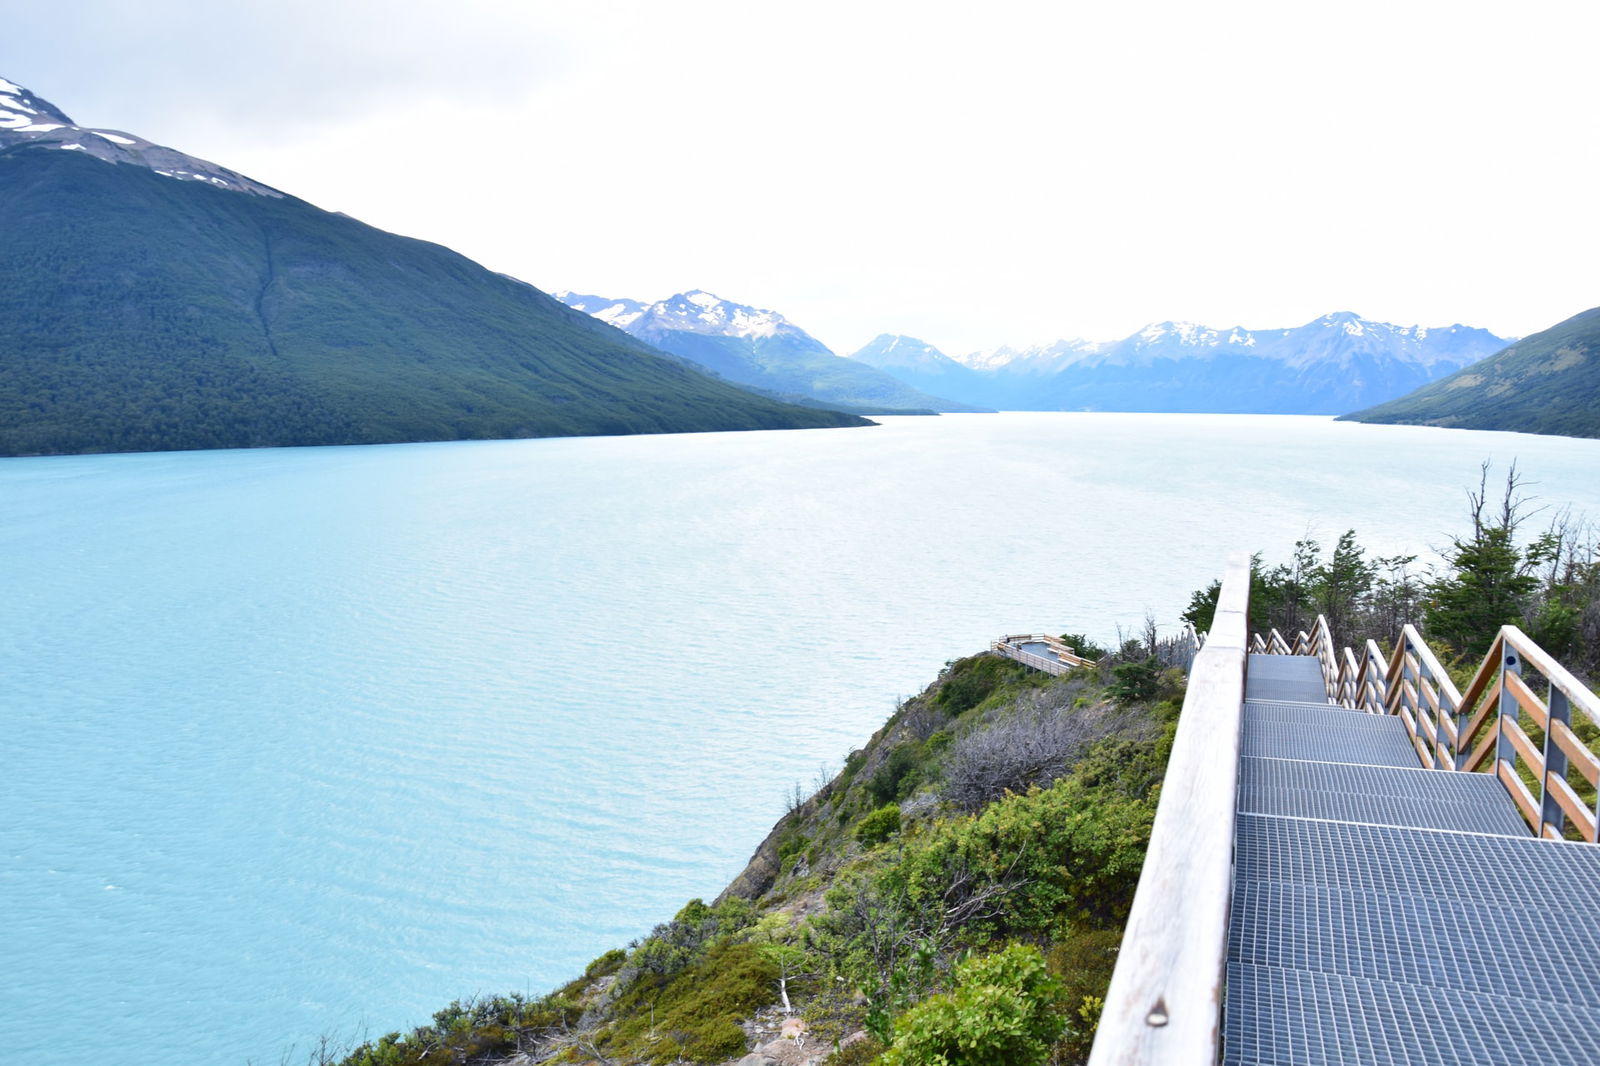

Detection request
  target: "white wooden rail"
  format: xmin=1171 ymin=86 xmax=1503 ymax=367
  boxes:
xmin=1087 ymin=554 xmax=1251 ymax=1066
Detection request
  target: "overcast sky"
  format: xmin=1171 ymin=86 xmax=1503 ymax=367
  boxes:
xmin=8 ymin=1 xmax=1599 ymax=355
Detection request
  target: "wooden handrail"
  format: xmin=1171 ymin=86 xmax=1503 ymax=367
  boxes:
xmin=1254 ymin=613 xmax=1600 ymax=843
xmin=1088 ymin=554 xmax=1250 ymax=1066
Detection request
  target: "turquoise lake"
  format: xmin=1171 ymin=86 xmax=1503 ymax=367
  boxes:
xmin=5 ymin=413 xmax=1599 ymax=1065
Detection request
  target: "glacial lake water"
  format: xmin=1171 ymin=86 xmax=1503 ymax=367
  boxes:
xmin=5 ymin=412 xmax=1600 ymax=1065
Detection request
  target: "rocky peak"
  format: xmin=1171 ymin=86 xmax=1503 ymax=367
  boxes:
xmin=0 ymin=74 xmax=282 ymax=197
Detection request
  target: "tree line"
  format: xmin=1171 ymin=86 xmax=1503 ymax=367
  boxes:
xmin=1183 ymin=462 xmax=1600 ymax=679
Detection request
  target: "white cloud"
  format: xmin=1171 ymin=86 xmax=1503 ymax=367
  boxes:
xmin=10 ymin=0 xmax=1600 ymax=353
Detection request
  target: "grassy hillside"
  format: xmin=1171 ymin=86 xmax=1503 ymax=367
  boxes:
xmin=322 ymin=646 xmax=1183 ymax=1066
xmin=0 ymin=147 xmax=866 ymax=456
xmin=1341 ymin=306 xmax=1600 ymax=439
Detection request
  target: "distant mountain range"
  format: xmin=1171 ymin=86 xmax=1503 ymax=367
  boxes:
xmin=556 ymin=291 xmax=987 ymax=414
xmin=850 ymin=314 xmax=1512 ymax=414
xmin=1343 ymin=306 xmax=1600 ymax=439
xmin=0 ymin=77 xmax=865 ymax=457
xmin=4 ymin=73 xmax=1570 ymax=450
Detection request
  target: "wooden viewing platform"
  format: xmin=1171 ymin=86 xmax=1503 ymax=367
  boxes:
xmin=990 ymin=633 xmax=1098 ymax=675
xmin=1089 ymin=556 xmax=1600 ymax=1065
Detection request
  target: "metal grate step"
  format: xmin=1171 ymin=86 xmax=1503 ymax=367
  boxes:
xmin=1238 ymin=757 xmax=1528 ymax=836
xmin=1233 ymin=814 xmax=1600 ymax=902
xmin=1243 ymin=701 xmax=1421 ymax=768
xmin=1225 ymin=815 xmax=1600 ymax=1064
xmin=1230 ymin=880 xmax=1600 ymax=1006
xmin=1247 ymin=654 xmax=1330 ymax=704
xmin=1223 ymin=962 xmax=1600 ymax=1066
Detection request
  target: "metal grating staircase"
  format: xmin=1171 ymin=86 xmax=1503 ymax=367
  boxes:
xmin=1224 ymin=654 xmax=1600 ymax=1065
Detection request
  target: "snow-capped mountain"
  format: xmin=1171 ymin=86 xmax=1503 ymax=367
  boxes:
xmin=558 ymin=293 xmax=651 ymax=332
xmin=955 ymin=338 xmax=1113 ymax=374
xmin=847 ymin=334 xmax=991 ymax=402
xmin=561 ymin=290 xmax=822 ymax=348
xmin=0 ymin=76 xmax=280 ymax=196
xmin=557 ymin=291 xmax=987 ymax=413
xmin=0 ymin=75 xmax=867 ymax=456
xmin=850 ymin=334 xmax=962 ymax=373
xmin=862 ymin=314 xmax=1511 ymax=414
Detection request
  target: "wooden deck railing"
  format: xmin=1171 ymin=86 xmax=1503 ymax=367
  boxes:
xmin=1255 ymin=617 xmax=1600 ymax=842
xmin=1087 ymin=554 xmax=1251 ymax=1066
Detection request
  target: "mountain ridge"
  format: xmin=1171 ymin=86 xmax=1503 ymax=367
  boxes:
xmin=0 ymin=76 xmax=867 ymax=456
xmin=0 ymin=75 xmax=282 ymax=196
xmin=558 ymin=290 xmax=989 ymax=414
xmin=1341 ymin=305 xmax=1600 ymax=439
xmin=852 ymin=314 xmax=1511 ymax=414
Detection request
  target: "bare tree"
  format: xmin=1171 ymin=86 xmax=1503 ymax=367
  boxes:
xmin=941 ymin=695 xmax=1127 ymax=811
xmin=784 ymin=779 xmax=807 ymax=817
xmin=1465 ymin=459 xmax=1544 ymax=539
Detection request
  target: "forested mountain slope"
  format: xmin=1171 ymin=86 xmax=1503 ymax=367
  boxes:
xmin=0 ymin=85 xmax=863 ymax=457
xmin=1342 ymin=306 xmax=1600 ymax=439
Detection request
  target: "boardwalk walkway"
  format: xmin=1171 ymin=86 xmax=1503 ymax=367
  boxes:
xmin=1089 ymin=556 xmax=1600 ymax=1066
xmin=1224 ymin=653 xmax=1600 ymax=1065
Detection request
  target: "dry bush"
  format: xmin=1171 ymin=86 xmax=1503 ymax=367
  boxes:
xmin=941 ymin=690 xmax=1146 ymax=812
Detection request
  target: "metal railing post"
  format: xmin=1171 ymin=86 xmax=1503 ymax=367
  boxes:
xmin=1495 ymin=644 xmax=1522 ymax=781
xmin=1541 ymin=687 xmax=1571 ymax=838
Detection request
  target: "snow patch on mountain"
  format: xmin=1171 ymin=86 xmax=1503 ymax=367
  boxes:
xmin=562 ymin=290 xmax=817 ymax=347
xmin=850 ymin=333 xmax=969 ymax=373
xmin=0 ymin=74 xmax=281 ymax=197
xmin=955 ymin=337 xmax=1110 ymax=371
xmin=657 ymin=290 xmax=791 ymax=340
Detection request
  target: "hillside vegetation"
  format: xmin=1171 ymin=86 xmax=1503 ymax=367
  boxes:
xmin=1341 ymin=306 xmax=1600 ymax=439
xmin=0 ymin=147 xmax=865 ymax=457
xmin=320 ymin=643 xmax=1185 ymax=1066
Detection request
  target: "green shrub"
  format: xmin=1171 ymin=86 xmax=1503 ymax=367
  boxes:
xmin=855 ymin=804 xmax=902 ymax=846
xmin=880 ymin=762 xmax=1156 ymax=941
xmin=882 ymin=944 xmax=1066 ymax=1066
xmin=867 ymin=744 xmax=923 ymax=804
xmin=631 ymin=896 xmax=757 ymax=978
xmin=682 ymin=1017 xmax=751 ymax=1061
xmin=1060 ymin=633 xmax=1109 ymax=660
xmin=585 ymin=947 xmax=627 ymax=979
xmin=1047 ymin=928 xmax=1123 ymax=1060
xmin=1110 ymin=658 xmax=1161 ymax=704
xmin=778 ymin=831 xmax=811 ymax=869
xmin=935 ymin=655 xmax=1022 ymax=716
xmin=607 ymin=941 xmax=778 ymax=1063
